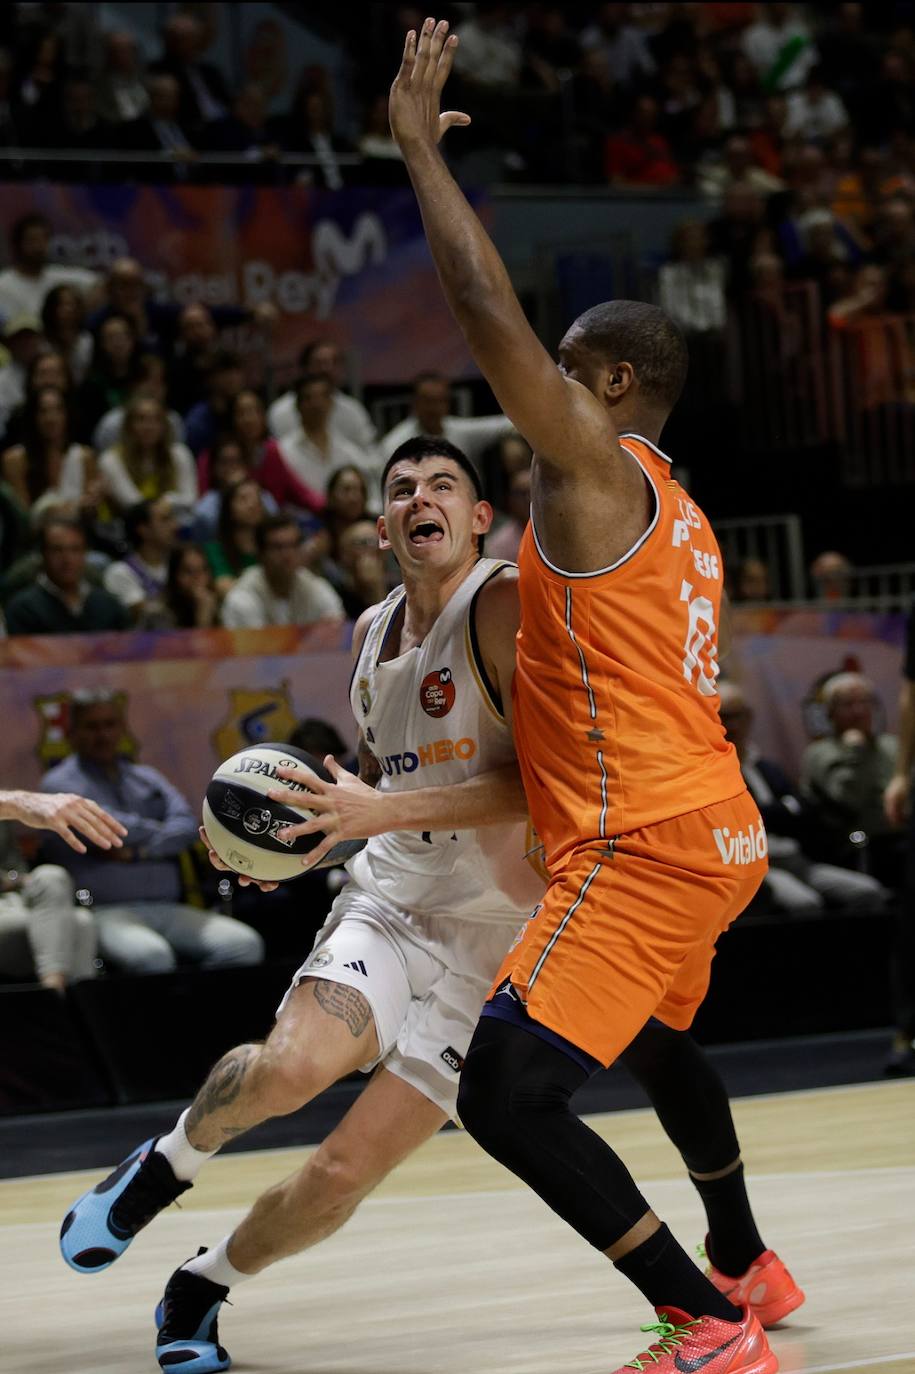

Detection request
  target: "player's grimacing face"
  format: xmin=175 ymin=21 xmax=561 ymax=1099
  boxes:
xmin=380 ymin=459 xmax=490 ymax=569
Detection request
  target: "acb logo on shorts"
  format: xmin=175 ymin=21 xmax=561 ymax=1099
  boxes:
xmin=420 ymin=667 xmax=455 ymax=718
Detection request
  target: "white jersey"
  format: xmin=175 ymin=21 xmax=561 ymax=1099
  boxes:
xmin=347 ymin=557 xmax=545 ymax=926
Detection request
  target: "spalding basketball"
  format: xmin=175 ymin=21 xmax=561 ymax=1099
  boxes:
xmin=202 ymin=744 xmax=365 ymax=882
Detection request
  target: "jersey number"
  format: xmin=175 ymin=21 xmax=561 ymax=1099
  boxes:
xmin=680 ymin=580 xmax=719 ymax=696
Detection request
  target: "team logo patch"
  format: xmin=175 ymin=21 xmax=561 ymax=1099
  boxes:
xmin=440 ymin=1046 xmax=464 ymax=1073
xmin=420 ymin=668 xmax=455 ymax=718
xmin=243 ymin=807 xmax=272 ymax=835
xmin=358 ymin=676 xmax=372 ymax=716
xmin=310 ymin=949 xmax=333 ymax=969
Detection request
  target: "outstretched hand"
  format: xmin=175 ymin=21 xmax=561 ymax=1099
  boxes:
xmin=8 ymin=790 xmax=126 ymax=854
xmin=267 ymin=756 xmax=383 ymax=871
xmin=389 ymin=16 xmax=470 ymax=150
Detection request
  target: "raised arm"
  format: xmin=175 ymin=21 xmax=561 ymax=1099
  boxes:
xmin=388 ymin=19 xmax=614 ymax=474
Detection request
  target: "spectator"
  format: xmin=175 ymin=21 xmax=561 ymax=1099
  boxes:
xmin=4 ymin=516 xmax=129 ymax=635
xmin=288 ymin=716 xmax=353 ymax=771
xmin=40 ymin=691 xmax=263 ymax=973
xmin=201 ymin=81 xmax=278 ymax=165
xmin=154 ymin=542 xmax=219 ymax=629
xmin=379 ymin=372 xmax=513 ymax=473
xmin=183 ymin=349 xmax=245 ymax=457
xmin=220 ymin=513 xmax=344 ymax=629
xmin=277 ymin=80 xmax=351 ymax=190
xmin=882 ymin=601 xmax=915 ymax=1076
xmin=77 ymin=312 xmax=142 ymax=437
xmin=699 ymin=133 xmax=785 ymax=198
xmin=706 ymin=182 xmax=772 ymax=296
xmin=282 ymin=372 xmax=376 ymax=499
xmin=33 ymin=67 xmax=114 ymax=170
xmin=40 ymin=284 xmax=92 ymax=384
xmin=604 ymin=94 xmax=679 ymax=186
xmin=718 ymin=681 xmax=887 ymax=914
xmin=307 ymin=462 xmax=373 ymax=569
xmin=453 ymin=4 xmax=523 ymax=88
xmin=0 ymin=821 xmax=96 ymax=989
xmin=783 ymin=65 xmax=849 ymax=142
xmin=95 ymin=30 xmax=149 ymax=125
xmin=580 ymin=3 xmax=656 ymax=88
xmin=92 ymin=352 xmax=185 ymax=454
xmin=0 ymin=212 xmax=99 ymax=321
xmin=192 ymin=434 xmax=277 ymax=544
xmin=731 ymin=556 xmax=772 ymax=602
xmin=0 ymin=315 xmax=45 ymax=434
xmin=10 ymin=26 xmax=64 ymax=126
xmin=359 ymin=92 xmax=408 ymax=185
xmin=658 ymin=222 xmax=727 ymax=334
xmin=168 ymin=303 xmax=219 ymax=414
xmin=487 ymin=465 xmax=531 ymax=563
xmin=98 ymin=395 xmax=197 ymax=516
xmin=267 ymin=337 xmax=376 ymax=452
xmin=800 ymin=672 xmax=902 ymax=882
xmin=205 ymin=476 xmax=268 ymax=596
xmin=0 ymin=384 xmax=100 ymax=524
xmin=200 ymin=388 xmax=323 ymax=516
xmin=1 ymin=347 xmax=75 ymax=448
xmin=118 ymin=72 xmax=196 ymax=182
xmin=328 ymin=519 xmax=389 ymax=619
xmin=741 ymin=3 xmax=818 ymax=93
xmin=103 ymin=497 xmax=177 ymax=623
xmin=810 ymin=549 xmax=853 ymax=600
xmin=148 ymin=11 xmax=229 ymax=137
xmin=90 ymin=257 xmax=166 ymax=356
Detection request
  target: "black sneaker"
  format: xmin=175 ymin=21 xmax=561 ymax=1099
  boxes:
xmin=60 ymin=1137 xmax=192 ymax=1273
xmin=155 ymin=1252 xmax=231 ymax=1373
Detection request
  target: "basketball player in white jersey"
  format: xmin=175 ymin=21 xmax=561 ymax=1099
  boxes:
xmin=59 ymin=435 xmax=544 ymax=1374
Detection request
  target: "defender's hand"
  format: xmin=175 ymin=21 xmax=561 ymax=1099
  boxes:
xmin=389 ymin=17 xmax=470 ymax=151
xmin=9 ymin=791 xmax=126 ymax=854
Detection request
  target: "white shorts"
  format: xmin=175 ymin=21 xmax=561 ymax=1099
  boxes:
xmin=277 ymin=885 xmax=519 ymax=1118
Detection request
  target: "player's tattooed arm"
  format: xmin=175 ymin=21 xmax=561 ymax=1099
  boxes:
xmin=357 ymin=730 xmax=382 ymax=789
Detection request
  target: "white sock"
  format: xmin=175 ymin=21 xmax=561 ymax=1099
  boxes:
xmin=155 ymin=1108 xmax=216 ymax=1182
xmin=182 ymin=1236 xmax=252 ymax=1289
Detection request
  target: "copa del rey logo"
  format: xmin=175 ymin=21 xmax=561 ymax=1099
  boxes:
xmin=712 ymin=819 xmax=768 ymax=866
xmin=420 ymin=667 xmax=455 ymax=718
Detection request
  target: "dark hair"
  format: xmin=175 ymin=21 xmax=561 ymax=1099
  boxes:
xmin=22 ymin=385 xmax=74 ymax=502
xmin=381 ymin=436 xmax=484 ymax=501
xmin=570 ymin=299 xmax=689 ymax=412
xmin=327 ymin=463 xmax=368 ymax=504
xmin=123 ymin=499 xmax=153 ymax=548
xmin=210 ymin=432 xmax=249 ymax=482
xmin=209 ymin=348 xmax=243 ymax=375
xmin=288 ymin=716 xmax=347 ymax=759
xmin=412 ymin=371 xmax=449 ymax=393
xmin=39 ymin=514 xmax=86 ymax=553
xmin=297 ymin=338 xmax=338 ymax=369
xmin=165 ymin=542 xmax=213 ymax=627
xmin=25 ymin=349 xmax=71 ymax=396
xmin=256 ymin=513 xmax=301 ymax=555
xmin=218 ymin=476 xmax=266 ymax=572
xmin=92 ymin=310 xmax=139 ymax=381
xmin=40 ymin=283 xmax=85 ymax=340
xmin=10 ymin=212 xmax=50 ymax=254
xmin=229 ymin=387 xmax=267 ymax=445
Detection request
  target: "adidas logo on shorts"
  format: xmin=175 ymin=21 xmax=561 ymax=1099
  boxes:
xmin=342 ymin=959 xmax=367 ymax=975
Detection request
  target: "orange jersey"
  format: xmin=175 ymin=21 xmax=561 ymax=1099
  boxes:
xmin=514 ymin=432 xmax=743 ymax=872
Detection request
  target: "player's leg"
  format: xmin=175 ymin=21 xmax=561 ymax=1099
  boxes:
xmin=60 ymin=912 xmax=403 ymax=1274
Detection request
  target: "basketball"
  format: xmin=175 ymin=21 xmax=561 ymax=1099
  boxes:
xmin=202 ymin=743 xmax=365 ymax=882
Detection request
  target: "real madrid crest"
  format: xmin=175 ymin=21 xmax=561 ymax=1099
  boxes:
xmin=358 ymin=676 xmax=372 ymax=715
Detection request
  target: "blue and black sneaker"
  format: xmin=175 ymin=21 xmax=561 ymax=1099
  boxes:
xmin=60 ymin=1137 xmax=192 ymax=1273
xmin=155 ymin=1254 xmax=231 ymax=1373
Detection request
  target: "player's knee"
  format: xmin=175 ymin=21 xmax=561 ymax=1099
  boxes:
xmin=304 ymin=1138 xmax=373 ymax=1210
xmin=252 ymin=1045 xmax=332 ymax=1118
xmin=457 ymin=1042 xmax=513 ymax=1147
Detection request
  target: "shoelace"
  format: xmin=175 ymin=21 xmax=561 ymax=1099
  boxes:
xmin=624 ymin=1314 xmax=703 ymax=1370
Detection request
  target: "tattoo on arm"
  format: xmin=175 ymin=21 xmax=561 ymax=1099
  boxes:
xmin=186 ymin=1044 xmax=257 ymax=1136
xmin=358 ymin=733 xmax=382 ymax=788
xmin=313 ymin=980 xmax=373 ymax=1038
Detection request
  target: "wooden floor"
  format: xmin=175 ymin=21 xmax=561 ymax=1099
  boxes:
xmin=3 ymin=1080 xmax=913 ymax=1374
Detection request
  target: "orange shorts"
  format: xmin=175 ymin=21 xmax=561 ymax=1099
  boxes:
xmin=490 ymin=789 xmax=767 ymax=1067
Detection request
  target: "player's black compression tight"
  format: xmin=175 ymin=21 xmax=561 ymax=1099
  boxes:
xmin=458 ymin=1017 xmax=741 ymax=1319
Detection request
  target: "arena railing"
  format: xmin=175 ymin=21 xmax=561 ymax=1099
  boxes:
xmin=712 ymin=513 xmax=807 ymax=602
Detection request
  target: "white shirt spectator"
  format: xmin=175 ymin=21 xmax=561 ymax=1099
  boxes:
xmin=281 ymin=427 xmax=378 ymax=500
xmin=658 ymin=260 xmax=727 ymax=333
xmin=220 ymin=564 xmax=344 ymax=629
xmin=784 ymin=88 xmax=849 ymax=141
xmin=0 ymin=265 xmax=100 ymax=322
xmin=103 ymin=555 xmax=168 ymax=614
xmin=98 ymin=442 xmax=197 ymax=515
xmin=741 ymin=13 xmax=817 ymax=91
xmin=93 ymin=405 xmax=186 ymax=453
xmin=379 ymin=413 xmax=515 ymax=471
xmin=453 ymin=18 xmax=522 ymax=86
xmin=268 ymin=388 xmax=376 ymax=451
xmin=29 ymin=444 xmax=95 ymax=520
xmin=580 ymin=22 xmax=655 ymax=85
xmin=0 ymin=360 xmax=26 ymax=431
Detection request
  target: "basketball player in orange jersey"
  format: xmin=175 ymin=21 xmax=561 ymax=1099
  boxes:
xmin=390 ymin=21 xmax=801 ymax=1374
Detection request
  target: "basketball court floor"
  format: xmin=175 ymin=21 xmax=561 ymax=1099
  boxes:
xmin=3 ymin=1078 xmax=912 ymax=1374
